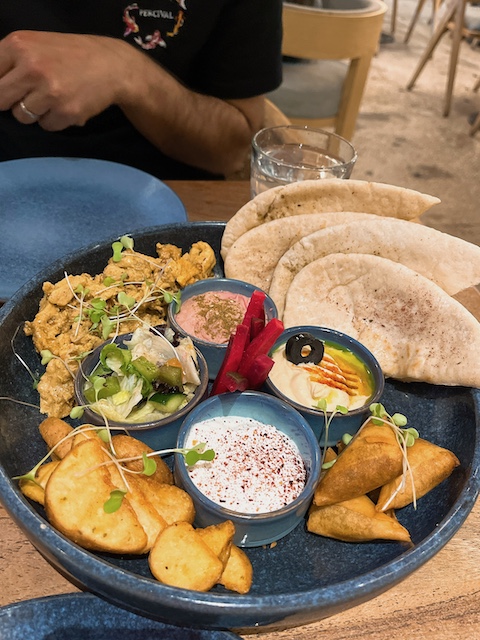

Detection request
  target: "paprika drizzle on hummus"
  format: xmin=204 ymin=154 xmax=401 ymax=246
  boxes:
xmin=185 ymin=417 xmax=306 ymax=514
xmin=174 ymin=291 xmax=249 ymax=344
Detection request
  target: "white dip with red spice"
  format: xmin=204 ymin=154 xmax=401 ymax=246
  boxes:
xmin=184 ymin=416 xmax=306 ymax=514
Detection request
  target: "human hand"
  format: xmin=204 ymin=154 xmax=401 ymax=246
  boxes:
xmin=0 ymin=30 xmax=136 ymax=130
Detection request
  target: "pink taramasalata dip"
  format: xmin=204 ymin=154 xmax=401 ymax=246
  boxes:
xmin=185 ymin=416 xmax=306 ymax=514
xmin=175 ymin=291 xmax=250 ymax=344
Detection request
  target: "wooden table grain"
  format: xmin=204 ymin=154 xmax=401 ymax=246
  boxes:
xmin=1 ymin=180 xmax=479 ymax=639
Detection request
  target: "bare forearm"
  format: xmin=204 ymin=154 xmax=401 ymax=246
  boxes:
xmin=117 ymin=51 xmax=259 ymax=175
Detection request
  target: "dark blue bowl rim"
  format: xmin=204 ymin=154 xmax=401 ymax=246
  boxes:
xmin=0 ymin=222 xmax=479 ymax=631
xmin=174 ymin=390 xmax=321 ymax=522
xmin=266 ymin=325 xmax=385 ymax=417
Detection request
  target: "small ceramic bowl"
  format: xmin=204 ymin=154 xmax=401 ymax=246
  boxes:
xmin=167 ymin=278 xmax=277 ymax=379
xmin=264 ymin=326 xmax=385 ymax=447
xmin=174 ymin=391 xmax=321 ymax=548
xmin=74 ymin=328 xmax=209 ymax=451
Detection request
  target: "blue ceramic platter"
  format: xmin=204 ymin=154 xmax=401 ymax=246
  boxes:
xmin=0 ymin=593 xmax=240 ymax=639
xmin=0 ymin=223 xmax=479 ymax=633
xmin=0 ymin=157 xmax=187 ymax=301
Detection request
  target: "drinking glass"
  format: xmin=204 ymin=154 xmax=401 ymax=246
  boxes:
xmin=250 ymin=125 xmax=357 ymax=197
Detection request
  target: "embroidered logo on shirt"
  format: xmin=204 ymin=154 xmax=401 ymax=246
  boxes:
xmin=122 ymin=2 xmax=186 ymax=50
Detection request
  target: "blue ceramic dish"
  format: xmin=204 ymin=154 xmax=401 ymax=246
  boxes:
xmin=167 ymin=277 xmax=277 ymax=379
xmin=0 ymin=593 xmax=241 ymax=640
xmin=74 ymin=329 xmax=209 ymax=451
xmin=0 ymin=223 xmax=479 ymax=633
xmin=265 ymin=326 xmax=385 ymax=446
xmin=0 ymin=157 xmax=187 ymax=302
xmin=174 ymin=391 xmax=321 ymax=547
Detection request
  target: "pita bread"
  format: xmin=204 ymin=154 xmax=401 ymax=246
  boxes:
xmin=221 ymin=180 xmax=441 ymax=259
xmin=269 ymin=218 xmax=480 ymax=317
xmin=223 ymin=212 xmax=376 ymax=292
xmin=282 ymin=253 xmax=480 ymax=388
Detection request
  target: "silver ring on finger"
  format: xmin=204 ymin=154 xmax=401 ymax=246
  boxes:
xmin=19 ymin=100 xmax=41 ymax=122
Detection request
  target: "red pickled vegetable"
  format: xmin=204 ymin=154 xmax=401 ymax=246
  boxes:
xmin=210 ymin=323 xmax=250 ymax=395
xmin=241 ymin=289 xmax=266 ymax=336
xmin=237 ymin=318 xmax=285 ymax=378
xmin=224 ymin=371 xmax=249 ymax=392
xmin=250 ymin=316 xmax=265 ymax=340
xmin=246 ymin=353 xmax=275 ymax=390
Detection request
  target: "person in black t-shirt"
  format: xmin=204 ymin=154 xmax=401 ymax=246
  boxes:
xmin=0 ymin=1 xmax=283 ymax=179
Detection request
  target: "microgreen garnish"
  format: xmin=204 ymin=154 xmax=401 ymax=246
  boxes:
xmin=316 ymin=399 xmax=348 ymax=467
xmin=118 ymin=291 xmax=136 ymax=309
xmin=70 ymin=406 xmax=84 ymax=419
xmin=112 ymin=235 xmax=134 ymax=262
xmin=104 ymin=489 xmax=127 ymax=513
xmin=366 ymin=403 xmax=418 ymax=509
xmin=10 ymin=324 xmax=41 ymax=389
xmin=160 ymin=289 xmax=182 ymax=313
xmin=142 ymin=452 xmax=157 ymax=476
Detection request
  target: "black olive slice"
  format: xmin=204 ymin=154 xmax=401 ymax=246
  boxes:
xmin=285 ymin=333 xmax=325 ymax=365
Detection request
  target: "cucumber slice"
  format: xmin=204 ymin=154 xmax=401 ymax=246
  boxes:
xmin=149 ymin=392 xmax=186 ymax=414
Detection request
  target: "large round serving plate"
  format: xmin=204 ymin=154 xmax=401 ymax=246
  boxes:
xmin=0 ymin=223 xmax=479 ymax=633
xmin=0 ymin=157 xmax=187 ymax=301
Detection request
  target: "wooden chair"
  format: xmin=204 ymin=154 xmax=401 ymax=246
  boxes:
xmin=267 ymin=1 xmax=387 ymax=141
xmin=403 ymin=0 xmax=443 ymax=42
xmin=407 ymin=0 xmax=480 ymax=116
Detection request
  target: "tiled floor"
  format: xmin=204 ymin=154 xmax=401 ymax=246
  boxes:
xmin=349 ymin=0 xmax=480 ymax=246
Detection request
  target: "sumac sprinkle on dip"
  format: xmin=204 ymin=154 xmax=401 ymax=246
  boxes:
xmin=184 ymin=416 xmax=306 ymax=514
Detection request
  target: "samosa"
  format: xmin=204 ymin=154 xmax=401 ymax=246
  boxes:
xmin=307 ymin=495 xmax=411 ymax=543
xmin=376 ymin=438 xmax=460 ymax=511
xmin=313 ymin=420 xmax=405 ymax=507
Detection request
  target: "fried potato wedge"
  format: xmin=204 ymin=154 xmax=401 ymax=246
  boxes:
xmin=39 ymin=417 xmax=75 ymax=459
xmin=149 ymin=521 xmax=224 ymax=591
xmin=376 ymin=438 xmax=460 ymax=511
xmin=197 ymin=520 xmax=235 ymax=568
xmin=19 ymin=460 xmax=59 ymax=506
xmin=307 ymin=495 xmax=411 ymax=543
xmin=135 ymin=477 xmax=195 ymax=525
xmin=107 ymin=468 xmax=167 ymax=553
xmin=218 ymin=544 xmax=253 ymax=594
xmin=45 ymin=438 xmax=148 ymax=554
xmin=110 ymin=435 xmax=173 ymax=485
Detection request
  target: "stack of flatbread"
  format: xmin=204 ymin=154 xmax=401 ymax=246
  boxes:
xmin=222 ymin=179 xmax=480 ymax=388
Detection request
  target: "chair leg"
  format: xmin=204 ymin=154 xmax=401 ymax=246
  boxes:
xmin=391 ymin=0 xmax=398 ymax=35
xmin=443 ymin=0 xmax=467 ymax=117
xmin=406 ymin=0 xmax=456 ymax=93
xmin=474 ymin=76 xmax=480 ymax=93
xmin=404 ymin=0 xmax=428 ymax=43
xmin=470 ymin=111 xmax=480 ymax=136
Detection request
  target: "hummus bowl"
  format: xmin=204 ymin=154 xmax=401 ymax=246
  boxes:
xmin=174 ymin=391 xmax=321 ymax=548
xmin=265 ymin=325 xmax=385 ymax=446
xmin=167 ymin=277 xmax=277 ymax=378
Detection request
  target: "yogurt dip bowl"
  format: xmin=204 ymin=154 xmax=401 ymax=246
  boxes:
xmin=167 ymin=278 xmax=277 ymax=379
xmin=74 ymin=326 xmax=209 ymax=450
xmin=265 ymin=326 xmax=385 ymax=446
xmin=174 ymin=391 xmax=321 ymax=548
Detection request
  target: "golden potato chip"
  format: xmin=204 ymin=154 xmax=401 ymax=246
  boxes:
xmin=314 ymin=421 xmax=404 ymax=507
xmin=45 ymin=438 xmax=148 ymax=554
xmin=110 ymin=435 xmax=173 ymax=485
xmin=107 ymin=467 xmax=167 ymax=553
xmin=218 ymin=545 xmax=253 ymax=594
xmin=376 ymin=438 xmax=460 ymax=511
xmin=135 ymin=477 xmax=195 ymax=525
xmin=308 ymin=495 xmax=411 ymax=543
xmin=19 ymin=460 xmax=59 ymax=506
xmin=149 ymin=521 xmax=224 ymax=591
xmin=197 ymin=520 xmax=235 ymax=568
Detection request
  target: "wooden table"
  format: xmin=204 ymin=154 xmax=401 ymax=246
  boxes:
xmin=1 ymin=180 xmax=480 ymax=639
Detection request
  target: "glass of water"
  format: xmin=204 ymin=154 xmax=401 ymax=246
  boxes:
xmin=250 ymin=125 xmax=357 ymax=197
